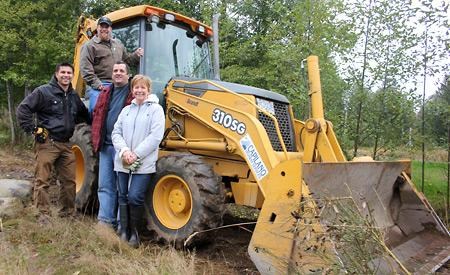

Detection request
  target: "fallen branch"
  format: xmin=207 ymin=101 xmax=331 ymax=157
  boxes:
xmin=184 ymin=221 xmax=256 ymax=247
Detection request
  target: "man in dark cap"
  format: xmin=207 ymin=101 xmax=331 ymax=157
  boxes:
xmin=80 ymin=16 xmax=144 ymax=113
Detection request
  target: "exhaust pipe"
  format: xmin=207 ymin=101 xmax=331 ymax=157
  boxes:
xmin=212 ymin=14 xmax=220 ymax=80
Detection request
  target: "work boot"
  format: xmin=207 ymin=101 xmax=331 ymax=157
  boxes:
xmin=118 ymin=204 xmax=129 ymax=242
xmin=128 ymin=204 xmax=144 ymax=248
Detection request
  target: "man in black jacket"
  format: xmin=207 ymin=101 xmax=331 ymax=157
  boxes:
xmin=17 ymin=62 xmax=90 ymax=219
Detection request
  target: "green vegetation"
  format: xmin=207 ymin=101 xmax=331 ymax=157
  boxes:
xmin=411 ymin=160 xmax=448 ymax=221
xmin=0 ymin=0 xmax=448 ymax=156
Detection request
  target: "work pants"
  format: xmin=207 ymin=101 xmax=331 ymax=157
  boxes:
xmin=34 ymin=139 xmax=76 ymax=216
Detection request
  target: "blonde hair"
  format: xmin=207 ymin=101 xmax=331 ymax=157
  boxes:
xmin=131 ymin=74 xmax=152 ymax=92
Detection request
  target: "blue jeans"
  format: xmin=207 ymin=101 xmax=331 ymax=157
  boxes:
xmin=117 ymin=172 xmax=153 ymax=206
xmin=87 ymin=82 xmax=111 ymax=115
xmin=87 ymin=88 xmax=100 ymax=115
xmin=97 ymin=144 xmax=118 ymax=225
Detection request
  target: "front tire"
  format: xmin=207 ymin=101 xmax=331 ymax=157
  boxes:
xmin=145 ymin=153 xmax=225 ymax=248
xmin=70 ymin=123 xmax=98 ymax=213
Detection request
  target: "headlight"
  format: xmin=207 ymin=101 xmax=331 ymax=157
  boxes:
xmin=164 ymin=13 xmax=175 ymax=22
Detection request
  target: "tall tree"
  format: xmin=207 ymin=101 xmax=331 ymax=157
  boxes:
xmin=343 ymin=0 xmax=420 ymax=157
xmin=220 ymin=0 xmax=356 ymax=133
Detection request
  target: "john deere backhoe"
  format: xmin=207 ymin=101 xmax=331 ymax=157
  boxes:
xmin=71 ymin=5 xmax=449 ymax=274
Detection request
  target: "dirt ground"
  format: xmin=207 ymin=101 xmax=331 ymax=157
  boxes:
xmin=2 ymin=147 xmax=448 ymax=274
xmin=0 ymin=147 xmax=34 ymax=180
xmin=0 ymin=147 xmax=258 ymax=274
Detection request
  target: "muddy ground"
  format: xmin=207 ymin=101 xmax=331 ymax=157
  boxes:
xmin=0 ymin=147 xmax=258 ymax=274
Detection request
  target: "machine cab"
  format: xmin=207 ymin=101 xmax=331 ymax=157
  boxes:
xmin=74 ymin=5 xmax=214 ymax=104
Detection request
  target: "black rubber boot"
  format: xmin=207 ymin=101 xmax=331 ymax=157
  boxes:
xmin=128 ymin=204 xmax=144 ymax=248
xmin=118 ymin=204 xmax=129 ymax=242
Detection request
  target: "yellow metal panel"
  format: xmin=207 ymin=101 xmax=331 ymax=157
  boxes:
xmin=325 ymin=121 xmax=346 ymax=161
xmin=169 ymin=79 xmax=289 ymax=160
xmin=293 ymin=119 xmax=305 ymax=152
xmin=105 ymin=5 xmax=212 ymax=34
xmin=248 ymin=160 xmax=335 ymax=274
xmin=316 ymin=130 xmax=338 ymax=162
xmin=184 ymin=116 xmax=222 ymax=140
xmin=307 ymin=56 xmax=324 ymax=119
xmin=231 ymin=181 xmax=259 ymax=207
xmin=201 ymin=91 xmax=257 ymax=117
xmin=166 ymin=83 xmax=280 ymax=174
xmin=202 ymin=157 xmax=250 ymax=179
xmin=72 ymin=16 xmax=96 ymax=96
xmin=303 ymin=131 xmax=318 ymax=162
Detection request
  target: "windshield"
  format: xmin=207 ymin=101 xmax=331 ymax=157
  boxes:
xmin=143 ymin=21 xmax=213 ymax=98
xmin=112 ymin=20 xmax=141 ymax=76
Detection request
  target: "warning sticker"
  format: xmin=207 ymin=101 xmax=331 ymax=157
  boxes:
xmin=240 ymin=134 xmax=268 ymax=180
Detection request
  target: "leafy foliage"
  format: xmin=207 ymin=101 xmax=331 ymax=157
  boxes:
xmin=0 ymin=0 xmax=447 ymax=154
xmin=423 ymin=76 xmax=450 ymax=146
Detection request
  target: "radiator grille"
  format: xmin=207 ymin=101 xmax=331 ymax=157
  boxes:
xmin=257 ymin=99 xmax=296 ymax=152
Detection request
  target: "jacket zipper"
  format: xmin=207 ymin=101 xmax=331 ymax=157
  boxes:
xmin=63 ymin=92 xmax=69 ymax=139
xmin=109 ymin=41 xmax=115 ymax=61
xmin=130 ymin=104 xmax=141 ymax=151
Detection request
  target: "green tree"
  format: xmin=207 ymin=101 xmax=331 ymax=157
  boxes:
xmin=0 ymin=0 xmax=82 ymax=144
xmin=368 ymin=87 xmax=416 ymax=159
xmin=415 ymin=0 xmax=449 ymax=154
xmin=343 ymin=0 xmax=421 ymax=157
xmin=219 ymin=0 xmax=357 ymax=139
xmin=424 ymin=76 xmax=450 ymax=146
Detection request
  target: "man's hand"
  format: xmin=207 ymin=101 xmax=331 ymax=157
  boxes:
xmin=135 ymin=47 xmax=144 ymax=57
xmin=33 ymin=127 xmax=48 ymax=143
xmin=97 ymin=84 xmax=109 ymax=91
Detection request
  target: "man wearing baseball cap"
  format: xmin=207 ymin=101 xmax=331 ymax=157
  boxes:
xmin=80 ymin=16 xmax=144 ymax=114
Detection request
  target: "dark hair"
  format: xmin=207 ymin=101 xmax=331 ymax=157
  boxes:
xmin=114 ymin=61 xmax=129 ymax=74
xmin=55 ymin=62 xmax=74 ymax=73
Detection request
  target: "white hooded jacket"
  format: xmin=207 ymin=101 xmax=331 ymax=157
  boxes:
xmin=112 ymin=94 xmax=165 ymax=173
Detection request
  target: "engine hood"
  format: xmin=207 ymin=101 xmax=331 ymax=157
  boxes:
xmin=171 ymin=77 xmax=290 ymax=104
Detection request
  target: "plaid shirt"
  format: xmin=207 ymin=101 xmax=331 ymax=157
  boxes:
xmin=91 ymin=85 xmax=133 ymax=152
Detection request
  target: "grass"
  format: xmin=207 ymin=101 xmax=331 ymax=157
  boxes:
xmin=411 ymin=160 xmax=449 ymax=220
xmin=0 ymin=207 xmax=202 ymax=275
xmin=293 ymin=196 xmax=406 ymax=274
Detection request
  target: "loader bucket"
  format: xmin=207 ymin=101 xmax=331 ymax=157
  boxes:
xmin=303 ymin=161 xmax=450 ymax=274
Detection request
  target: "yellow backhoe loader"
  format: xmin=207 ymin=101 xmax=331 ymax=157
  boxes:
xmin=70 ymin=5 xmax=449 ymax=274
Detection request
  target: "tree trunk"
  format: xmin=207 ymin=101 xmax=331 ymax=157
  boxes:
xmin=353 ymin=0 xmax=373 ymax=158
xmin=353 ymin=101 xmax=363 ymax=157
xmin=447 ymin=121 xmax=449 ymax=217
xmin=6 ymin=80 xmax=16 ymax=145
xmin=24 ymin=85 xmax=31 ymax=97
xmin=372 ymin=34 xmax=391 ymax=160
xmin=372 ymin=133 xmax=379 ymax=160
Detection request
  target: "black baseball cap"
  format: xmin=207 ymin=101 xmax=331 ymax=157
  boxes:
xmin=98 ymin=16 xmax=112 ymax=26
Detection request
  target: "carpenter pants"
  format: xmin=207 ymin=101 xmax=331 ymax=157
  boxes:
xmin=34 ymin=139 xmax=76 ymax=216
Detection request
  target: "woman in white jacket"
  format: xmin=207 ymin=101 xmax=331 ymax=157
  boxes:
xmin=112 ymin=74 xmax=165 ymax=248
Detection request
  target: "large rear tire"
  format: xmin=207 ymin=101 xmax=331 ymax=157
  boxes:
xmin=145 ymin=153 xmax=225 ymax=248
xmin=70 ymin=123 xmax=98 ymax=213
